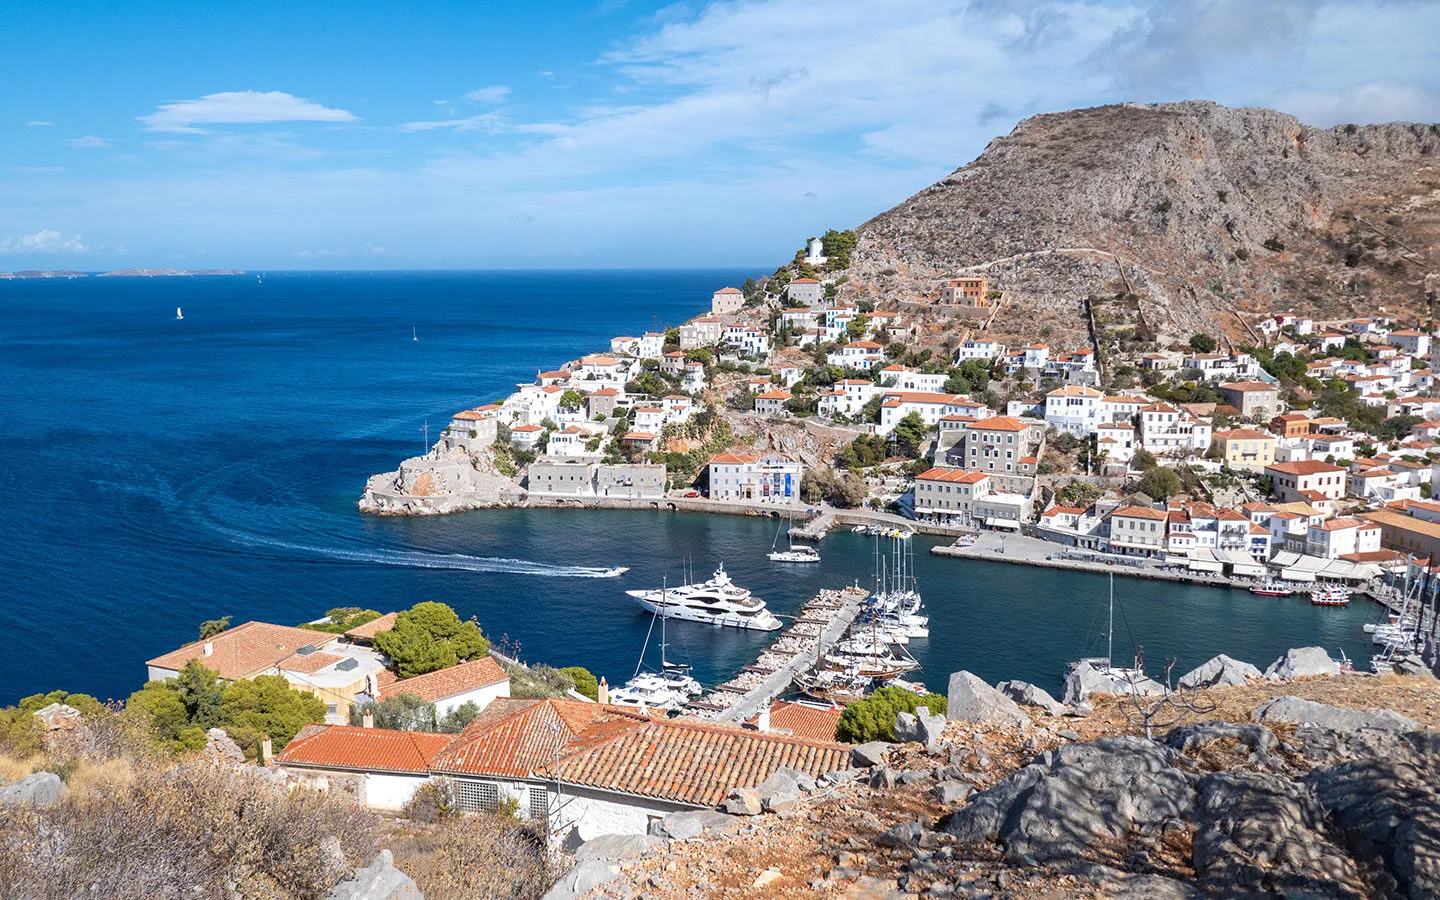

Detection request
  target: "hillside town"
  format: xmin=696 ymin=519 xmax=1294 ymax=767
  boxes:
xmin=388 ymin=232 xmax=1440 ymax=593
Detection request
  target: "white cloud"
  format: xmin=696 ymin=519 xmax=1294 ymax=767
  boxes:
xmin=294 ymin=248 xmax=346 ymax=258
xmin=399 ymin=113 xmax=501 ymax=133
xmin=1272 ymin=80 xmax=1440 ymax=127
xmin=0 ymin=228 xmax=88 ymax=254
xmin=463 ymin=85 xmax=511 ymax=104
xmin=366 ymin=243 xmax=387 ymax=255
xmin=67 ymin=135 xmax=110 ymax=148
xmin=138 ymin=91 xmax=357 ymax=133
xmin=26 ymin=120 xmax=53 ymax=126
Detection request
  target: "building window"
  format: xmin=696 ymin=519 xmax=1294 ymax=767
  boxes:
xmin=457 ymin=780 xmax=501 ymax=813
xmin=528 ymin=786 xmax=548 ymax=821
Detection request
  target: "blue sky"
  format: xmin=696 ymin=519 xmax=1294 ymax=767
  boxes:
xmin=2 ymin=0 xmax=1438 ymax=269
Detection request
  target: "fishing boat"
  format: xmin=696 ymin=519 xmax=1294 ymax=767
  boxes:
xmin=768 ymin=502 xmax=821 ymax=563
xmin=1249 ymin=579 xmax=1294 ymax=597
xmin=175 ymin=307 xmax=183 ymax=320
xmin=626 ymin=564 xmax=782 ymax=631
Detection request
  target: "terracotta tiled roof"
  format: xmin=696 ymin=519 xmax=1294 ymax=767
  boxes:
xmin=755 ymin=390 xmax=793 ymax=400
xmin=1213 ymin=428 xmax=1275 ymax=442
xmin=387 ymin=657 xmax=509 ymax=703
xmin=709 ymin=451 xmax=760 ymax=465
xmin=1221 ymin=381 xmax=1276 ymax=392
xmin=452 ymin=409 xmax=486 ymax=421
xmin=277 ymin=725 xmax=453 ymax=775
xmin=714 ymin=287 xmax=742 ymax=294
xmin=147 ymin=622 xmax=338 ymax=681
xmin=968 ymin=416 xmax=1026 ymax=432
xmin=1042 ymin=506 xmax=1085 ymax=517
xmin=1267 ymin=460 xmax=1346 ymax=476
xmin=1047 ymin=385 xmax=1101 ymax=397
xmin=345 ymin=612 xmax=398 ymax=642
xmin=278 ymin=651 xmax=344 ymax=674
xmin=1111 ymin=506 xmax=1168 ymax=521
xmin=621 ymin=431 xmax=657 ymax=441
xmin=916 ymin=468 xmax=987 ymax=484
xmin=748 ymin=701 xmax=842 ymax=743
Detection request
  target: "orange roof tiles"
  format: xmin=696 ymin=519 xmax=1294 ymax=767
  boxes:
xmin=714 ymin=287 xmax=742 ymax=294
xmin=387 ymin=657 xmax=508 ymax=703
xmin=147 ymin=621 xmax=338 ymax=681
xmin=1112 ymin=506 xmax=1168 ymax=520
xmin=278 ymin=651 xmax=344 ymax=674
xmin=277 ymin=725 xmax=453 ymax=775
xmin=1266 ymin=460 xmax=1346 ymax=475
xmin=1221 ymin=381 xmax=1276 ymax=392
xmin=709 ymin=451 xmax=761 ymax=465
xmin=747 ymin=701 xmax=842 ymax=743
xmin=755 ymin=390 xmax=792 ymax=400
xmin=917 ymin=468 xmax=988 ymax=484
xmin=968 ymin=416 xmax=1026 ymax=432
xmin=346 ymin=612 xmax=398 ymax=642
xmin=1213 ymin=428 xmax=1275 ymax=441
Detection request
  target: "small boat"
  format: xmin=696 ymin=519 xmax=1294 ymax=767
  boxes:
xmin=1250 ymin=579 xmax=1293 ymax=597
xmin=769 ymin=502 xmax=821 ymax=563
xmin=412 ymin=327 xmax=419 ymax=342
xmin=607 ymin=673 xmax=688 ymax=712
xmin=599 ymin=566 xmax=629 ymax=578
xmin=175 ymin=307 xmax=183 ymax=320
xmin=1310 ymin=586 xmax=1351 ymax=606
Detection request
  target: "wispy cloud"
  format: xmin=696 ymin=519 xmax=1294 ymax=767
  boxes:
xmin=463 ymin=85 xmax=511 ymax=104
xmin=26 ymin=120 xmax=53 ymax=127
xmin=138 ymin=91 xmax=357 ymax=133
xmin=398 ymin=113 xmax=502 ymax=133
xmin=1271 ymin=80 xmax=1440 ymax=127
xmin=66 ymin=135 xmax=110 ymax=148
xmin=294 ymin=248 xmax=345 ymax=258
xmin=0 ymin=228 xmax=88 ymax=254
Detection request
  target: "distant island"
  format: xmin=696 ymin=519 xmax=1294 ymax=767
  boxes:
xmin=0 ymin=268 xmax=244 ymax=279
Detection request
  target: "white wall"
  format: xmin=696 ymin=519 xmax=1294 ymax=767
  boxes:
xmin=550 ymin=784 xmax=695 ymax=846
xmin=365 ymin=773 xmax=428 ymax=811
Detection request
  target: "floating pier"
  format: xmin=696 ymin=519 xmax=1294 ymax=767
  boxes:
xmin=690 ymin=586 xmax=867 ymax=724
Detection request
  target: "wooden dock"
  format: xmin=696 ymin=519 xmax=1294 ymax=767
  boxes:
xmin=690 ymin=587 xmax=867 ymax=724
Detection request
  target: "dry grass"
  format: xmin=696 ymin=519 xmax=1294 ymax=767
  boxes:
xmin=0 ymin=754 xmax=45 ymax=782
xmin=1074 ymin=672 xmax=1440 ymax=741
xmin=388 ymin=814 xmax=552 ymax=900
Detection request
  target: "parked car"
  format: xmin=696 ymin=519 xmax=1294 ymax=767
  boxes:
xmin=683 ymin=490 xmax=701 ymax=498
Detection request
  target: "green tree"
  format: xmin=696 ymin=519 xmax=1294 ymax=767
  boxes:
xmin=18 ymin=689 xmax=103 ymax=716
xmin=126 ymin=680 xmax=197 ymax=744
xmin=0 ymin=707 xmax=45 ymax=756
xmin=1131 ymin=449 xmax=1157 ymax=471
xmin=199 ymin=616 xmax=231 ymax=640
xmin=741 ymin=277 xmax=760 ymax=302
xmin=175 ymin=659 xmax=226 ymax=730
xmin=837 ymin=434 xmax=888 ymax=469
xmin=1188 ymin=333 xmax=1217 ymax=353
xmin=350 ymin=693 xmax=437 ymax=732
xmin=820 ymin=228 xmax=858 ymax=269
xmin=845 ymin=315 xmax=870 ymax=341
xmin=299 ymin=607 xmax=382 ymax=635
xmin=1057 ymin=479 xmax=1102 ymax=508
xmin=438 ymin=701 xmax=482 ymax=734
xmin=891 ymin=412 xmax=930 ymax=459
xmin=220 ymin=674 xmax=327 ymax=755
xmin=559 ymin=666 xmax=599 ymax=700
xmin=558 ymin=389 xmax=585 ymax=411
xmin=373 ymin=601 xmax=490 ymax=678
xmin=836 ymin=687 xmax=946 ymax=743
xmin=1137 ymin=466 xmax=1183 ymax=500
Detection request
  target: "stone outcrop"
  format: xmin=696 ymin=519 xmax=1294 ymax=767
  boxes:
xmin=360 ymin=447 xmax=525 ymax=515
xmin=203 ymin=727 xmax=246 ymax=766
xmin=997 ymin=680 xmax=1067 ymax=716
xmin=850 ymin=741 xmax=892 ymax=768
xmin=544 ymin=835 xmax=662 ymax=900
xmin=946 ymin=671 xmax=1031 ymax=728
xmin=1177 ymin=654 xmax=1261 ymax=690
xmin=0 ymin=772 xmax=66 ymax=809
xmin=1252 ymin=696 xmax=1420 ymax=733
xmin=324 ymin=850 xmax=422 ymax=900
xmin=1263 ymin=646 xmax=1340 ymax=680
xmin=649 ymin=810 xmax=739 ymax=841
xmin=894 ymin=709 xmax=947 ymax=752
xmin=1061 ymin=661 xmax=1163 ymax=705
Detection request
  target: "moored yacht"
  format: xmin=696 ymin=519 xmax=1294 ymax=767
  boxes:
xmin=626 ymin=565 xmax=782 ymax=631
xmin=607 ymin=673 xmax=688 ymax=712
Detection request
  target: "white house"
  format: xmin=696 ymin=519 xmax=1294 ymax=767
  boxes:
xmin=754 ymin=389 xmax=792 ymax=416
xmin=818 ymin=379 xmax=879 ymax=419
xmin=384 ymin=657 xmax=512 ymax=718
xmin=679 ymin=317 xmax=724 ymax=349
xmin=637 ymin=332 xmax=665 ymax=359
xmin=878 ymin=365 xmax=946 ymax=393
xmin=878 ymin=392 xmax=982 ymax=435
xmin=828 ymin=341 xmax=885 ymax=369
xmin=1139 ymin=403 xmax=1212 ymax=455
xmin=954 ymin=339 xmax=1006 ymax=362
xmin=276 ymin=725 xmax=454 ymax=811
xmin=1304 ymin=517 xmax=1382 ymax=559
xmin=1044 ymin=385 xmax=1103 ymax=436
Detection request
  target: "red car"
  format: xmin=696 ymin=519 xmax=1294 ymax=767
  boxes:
xmin=682 ymin=490 xmax=701 ymax=498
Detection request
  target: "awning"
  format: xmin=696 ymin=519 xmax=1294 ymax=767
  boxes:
xmin=985 ymin=518 xmax=1021 ymax=530
xmin=1187 ymin=558 xmax=1224 ymax=574
xmin=1280 ymin=568 xmax=1317 ymax=583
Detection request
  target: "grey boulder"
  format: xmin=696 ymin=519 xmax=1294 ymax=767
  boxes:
xmin=932 ymin=780 xmax=973 ymax=806
xmin=573 ymin=833 xmax=662 ymax=861
xmin=997 ymin=680 xmax=1067 ymax=716
xmin=850 ymin=741 xmax=892 ymax=768
xmin=1177 ymin=654 xmax=1261 ymax=690
xmin=1263 ymin=646 xmax=1341 ymax=681
xmin=1162 ymin=721 xmax=1279 ymax=758
xmin=895 ymin=709 xmax=948 ymax=751
xmin=1252 ymin=696 xmax=1419 ymax=734
xmin=723 ymin=787 xmax=762 ymax=816
xmin=0 ymin=772 xmax=66 ymax=809
xmin=325 ymin=850 xmax=422 ymax=900
xmin=947 ymin=671 xmax=1031 ymax=728
xmin=649 ymin=810 xmax=738 ymax=841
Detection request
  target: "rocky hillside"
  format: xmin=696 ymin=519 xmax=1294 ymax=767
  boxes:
xmin=563 ymin=657 xmax=1440 ymax=899
xmin=846 ymin=101 xmax=1440 ymax=350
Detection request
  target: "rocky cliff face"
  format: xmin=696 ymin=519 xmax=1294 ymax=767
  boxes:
xmin=847 ymin=101 xmax=1440 ymax=348
xmin=359 ymin=446 xmax=524 ymax=515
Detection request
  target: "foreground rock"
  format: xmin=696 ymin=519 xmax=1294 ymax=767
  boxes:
xmin=947 ymin=671 xmax=1031 ymax=728
xmin=894 ymin=709 xmax=947 ymax=752
xmin=1177 ymin=654 xmax=1261 ymax=690
xmin=1263 ymin=646 xmax=1340 ymax=680
xmin=1061 ymin=660 xmax=1163 ymax=705
xmin=544 ymin=835 xmax=661 ymax=900
xmin=0 ymin=772 xmax=66 ymax=809
xmin=325 ymin=850 xmax=422 ymax=900
xmin=1252 ymin=696 xmax=1420 ymax=733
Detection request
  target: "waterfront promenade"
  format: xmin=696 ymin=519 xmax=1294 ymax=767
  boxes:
xmin=931 ymin=531 xmax=1241 ymax=588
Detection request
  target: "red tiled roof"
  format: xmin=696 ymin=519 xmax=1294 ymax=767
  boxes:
xmin=277 ymin=725 xmax=453 ymax=775
xmin=917 ymin=468 xmax=987 ymax=484
xmin=1042 ymin=506 xmax=1085 ymax=517
xmin=1267 ymin=460 xmax=1346 ymax=476
xmin=146 ymin=622 xmax=338 ymax=681
xmin=278 ymin=651 xmax=344 ymax=674
xmin=969 ymin=416 xmax=1026 ymax=432
xmin=1213 ymin=429 xmax=1275 ymax=442
xmin=714 ymin=287 xmax=742 ymax=294
xmin=1112 ymin=506 xmax=1168 ymax=521
xmin=1221 ymin=381 xmax=1276 ymax=392
xmin=755 ymin=390 xmax=792 ymax=400
xmin=387 ymin=657 xmax=509 ymax=703
xmin=746 ymin=701 xmax=841 ymax=743
xmin=709 ymin=451 xmax=760 ymax=465
xmin=345 ymin=612 xmax=398 ymax=642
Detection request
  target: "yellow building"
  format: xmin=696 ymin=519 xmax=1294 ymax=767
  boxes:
xmin=1211 ymin=428 xmax=1276 ymax=473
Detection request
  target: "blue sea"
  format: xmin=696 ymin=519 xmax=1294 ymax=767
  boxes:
xmin=0 ymin=271 xmax=1381 ymax=705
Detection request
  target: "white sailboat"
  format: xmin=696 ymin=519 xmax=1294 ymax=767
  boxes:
xmin=412 ymin=327 xmax=419 ymax=342
xmin=1066 ymin=573 xmax=1147 ymax=689
xmin=610 ymin=579 xmax=702 ymax=712
xmin=768 ymin=501 xmax=820 ymax=563
xmin=175 ymin=307 xmax=183 ymax=320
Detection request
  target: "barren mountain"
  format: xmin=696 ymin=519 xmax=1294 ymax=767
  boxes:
xmin=845 ymin=101 xmax=1440 ymax=352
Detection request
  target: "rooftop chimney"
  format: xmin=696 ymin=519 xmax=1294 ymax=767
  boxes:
xmin=597 ymin=677 xmax=609 ymax=705
xmin=202 ymin=641 xmax=214 ymax=657
xmin=362 ymin=710 xmax=374 ymax=729
xmin=260 ymin=735 xmax=273 ymax=766
xmin=758 ymin=703 xmax=771 ymax=733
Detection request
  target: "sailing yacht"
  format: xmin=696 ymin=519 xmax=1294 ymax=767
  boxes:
xmin=175 ymin=307 xmax=183 ymax=320
xmin=610 ymin=582 xmax=702 ymax=712
xmin=626 ymin=564 xmax=782 ymax=630
xmin=1065 ymin=574 xmax=1146 ymax=688
xmin=768 ymin=502 xmax=820 ymax=563
xmin=412 ymin=327 xmax=419 ymax=342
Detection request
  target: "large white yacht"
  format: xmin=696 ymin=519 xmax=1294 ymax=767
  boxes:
xmin=626 ymin=565 xmax=782 ymax=631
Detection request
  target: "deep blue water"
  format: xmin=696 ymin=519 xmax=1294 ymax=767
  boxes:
xmin=0 ymin=271 xmax=1381 ymax=705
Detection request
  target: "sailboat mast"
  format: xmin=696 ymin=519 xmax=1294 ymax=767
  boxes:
xmin=1107 ymin=573 xmax=1115 ymax=670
